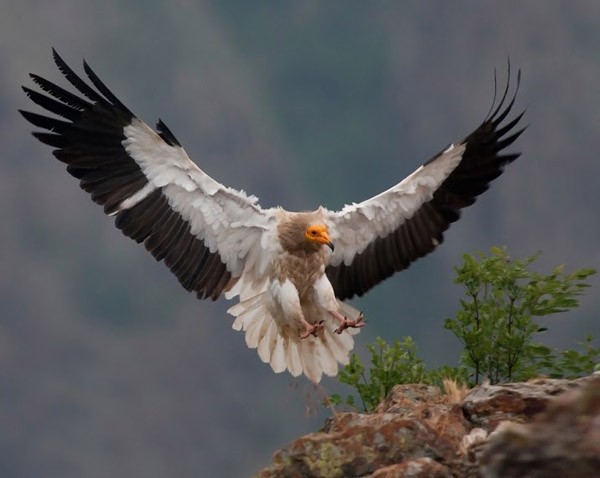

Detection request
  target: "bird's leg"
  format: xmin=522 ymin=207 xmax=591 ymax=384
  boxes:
xmin=331 ymin=310 xmax=365 ymax=334
xmin=299 ymin=314 xmax=324 ymax=339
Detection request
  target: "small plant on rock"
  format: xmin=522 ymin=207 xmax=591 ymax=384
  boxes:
xmin=445 ymin=247 xmax=596 ymax=384
xmin=329 ymin=337 xmax=468 ymax=412
xmin=331 ymin=247 xmax=597 ymax=412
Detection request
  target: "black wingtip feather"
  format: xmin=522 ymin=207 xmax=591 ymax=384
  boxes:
xmin=83 ymin=59 xmax=132 ymax=114
xmin=34 ymin=132 xmax=69 ymax=148
xmin=494 ymin=111 xmax=526 ymax=139
xmin=20 ymin=109 xmax=71 ymax=132
xmin=494 ymin=127 xmax=526 ymax=152
xmin=156 ymin=119 xmax=181 ymax=147
xmin=22 ymin=86 xmax=80 ymax=121
xmin=52 ymin=49 xmax=104 ymax=103
xmin=488 ymin=62 xmax=514 ymax=121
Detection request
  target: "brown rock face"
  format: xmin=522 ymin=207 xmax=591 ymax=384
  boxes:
xmin=480 ymin=378 xmax=600 ymax=478
xmin=257 ymin=385 xmax=464 ymax=478
xmin=370 ymin=458 xmax=452 ymax=478
xmin=256 ymin=375 xmax=600 ymax=478
xmin=374 ymin=384 xmax=469 ymax=451
xmin=461 ymin=377 xmax=587 ymax=429
xmin=257 ymin=413 xmax=454 ymax=478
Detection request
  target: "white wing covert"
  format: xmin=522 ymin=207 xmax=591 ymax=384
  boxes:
xmin=20 ymin=49 xmax=276 ymax=300
xmin=325 ymin=70 xmax=525 ymax=300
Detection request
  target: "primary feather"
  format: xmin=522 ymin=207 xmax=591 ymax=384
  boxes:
xmin=21 ymin=50 xmax=525 ymax=382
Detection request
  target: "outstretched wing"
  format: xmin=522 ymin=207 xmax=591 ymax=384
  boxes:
xmin=325 ymin=69 xmax=525 ymax=300
xmin=21 ymin=49 xmax=276 ymax=300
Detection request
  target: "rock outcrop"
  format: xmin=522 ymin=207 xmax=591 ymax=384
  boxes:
xmin=480 ymin=377 xmax=600 ymax=477
xmin=256 ymin=374 xmax=600 ymax=478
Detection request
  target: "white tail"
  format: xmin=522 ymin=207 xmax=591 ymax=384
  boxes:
xmin=229 ymin=294 xmax=361 ymax=382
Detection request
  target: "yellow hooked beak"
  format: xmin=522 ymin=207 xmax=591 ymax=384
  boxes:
xmin=305 ymin=224 xmax=334 ymax=251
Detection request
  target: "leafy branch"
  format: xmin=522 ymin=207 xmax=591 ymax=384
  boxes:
xmin=331 ymin=247 xmax=598 ymax=412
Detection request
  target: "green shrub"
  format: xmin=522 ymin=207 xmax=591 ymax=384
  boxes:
xmin=329 ymin=337 xmax=468 ymax=412
xmin=331 ymin=247 xmax=597 ymax=412
xmin=445 ymin=247 xmax=596 ymax=384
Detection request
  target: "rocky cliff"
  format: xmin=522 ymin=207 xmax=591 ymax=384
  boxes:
xmin=256 ymin=374 xmax=600 ymax=477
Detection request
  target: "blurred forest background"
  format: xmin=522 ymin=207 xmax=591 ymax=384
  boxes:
xmin=2 ymin=1 xmax=599 ymax=477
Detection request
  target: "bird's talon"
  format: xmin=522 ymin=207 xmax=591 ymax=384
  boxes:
xmin=300 ymin=321 xmax=324 ymax=339
xmin=335 ymin=314 xmax=366 ymax=334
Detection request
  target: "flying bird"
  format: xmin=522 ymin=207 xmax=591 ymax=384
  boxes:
xmin=21 ymin=50 xmax=525 ymax=383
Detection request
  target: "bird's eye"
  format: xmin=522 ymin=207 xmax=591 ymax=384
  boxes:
xmin=311 ymin=230 xmax=316 ymax=235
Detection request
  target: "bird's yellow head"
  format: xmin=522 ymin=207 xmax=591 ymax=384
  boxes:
xmin=305 ymin=224 xmax=334 ymax=251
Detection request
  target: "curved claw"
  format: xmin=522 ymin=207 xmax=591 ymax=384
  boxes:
xmin=334 ymin=313 xmax=366 ymax=334
xmin=300 ymin=320 xmax=324 ymax=339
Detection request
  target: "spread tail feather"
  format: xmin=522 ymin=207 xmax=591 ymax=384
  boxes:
xmin=228 ymin=294 xmax=360 ymax=382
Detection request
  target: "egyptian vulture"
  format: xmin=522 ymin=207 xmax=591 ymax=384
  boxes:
xmin=21 ymin=50 xmax=525 ymax=383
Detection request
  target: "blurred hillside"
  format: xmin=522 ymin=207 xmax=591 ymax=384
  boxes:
xmin=1 ymin=1 xmax=599 ymax=477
